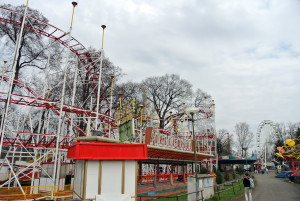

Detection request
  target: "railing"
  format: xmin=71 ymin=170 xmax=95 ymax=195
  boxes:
xmin=137 ymin=190 xmax=204 ymax=201
xmin=137 ymin=179 xmax=243 ymax=201
xmin=214 ymin=179 xmax=243 ymax=200
xmin=96 ymin=126 xmax=215 ymax=155
xmin=138 ymin=173 xmax=193 ymax=186
xmin=0 ymin=184 xmax=73 ymax=200
xmin=150 ymin=131 xmax=214 ymax=154
xmin=150 ymin=132 xmax=192 ymax=151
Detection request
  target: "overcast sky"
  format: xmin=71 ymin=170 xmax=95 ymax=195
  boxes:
xmin=2 ymin=0 xmax=300 ymax=136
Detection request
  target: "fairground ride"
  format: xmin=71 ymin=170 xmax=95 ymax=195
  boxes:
xmin=256 ymin=120 xmax=278 ymax=167
xmin=0 ymin=2 xmax=117 ymax=199
xmin=276 ymin=137 xmax=300 ymax=178
xmin=0 ymin=1 xmax=217 ymax=200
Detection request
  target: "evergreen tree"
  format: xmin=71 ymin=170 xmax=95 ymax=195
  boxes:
xmin=216 ymin=171 xmax=224 ymax=184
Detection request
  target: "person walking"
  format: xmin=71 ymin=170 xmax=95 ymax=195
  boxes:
xmin=266 ymin=168 xmax=269 ymax=174
xmin=243 ymin=173 xmax=253 ymax=201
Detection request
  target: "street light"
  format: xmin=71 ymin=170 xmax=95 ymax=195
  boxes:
xmin=185 ymin=106 xmax=199 ymax=200
xmin=242 ymin=147 xmax=248 ymax=171
xmin=264 ymin=141 xmax=273 ymax=169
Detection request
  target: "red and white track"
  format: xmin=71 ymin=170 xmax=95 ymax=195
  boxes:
xmin=0 ymin=7 xmax=116 ymax=149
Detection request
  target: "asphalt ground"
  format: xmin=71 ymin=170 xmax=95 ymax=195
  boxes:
xmin=241 ymin=171 xmax=300 ymax=201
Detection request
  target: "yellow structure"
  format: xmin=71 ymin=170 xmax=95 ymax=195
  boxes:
xmin=276 ymin=136 xmax=300 ymax=160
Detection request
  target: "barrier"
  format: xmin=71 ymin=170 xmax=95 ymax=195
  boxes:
xmin=150 ymin=131 xmax=194 ymax=152
xmin=138 ymin=173 xmax=194 ymax=187
xmin=138 ymin=175 xmax=155 ymax=186
xmin=0 ymin=184 xmax=73 ymax=200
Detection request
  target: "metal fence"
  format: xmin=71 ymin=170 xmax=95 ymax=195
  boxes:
xmin=213 ymin=179 xmax=243 ymax=200
xmin=137 ymin=190 xmax=204 ymax=201
xmin=137 ymin=179 xmax=243 ymax=201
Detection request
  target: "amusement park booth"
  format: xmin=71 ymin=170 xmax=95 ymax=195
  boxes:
xmin=67 ymin=141 xmax=147 ymax=201
xmin=68 ymin=134 xmax=215 ymax=201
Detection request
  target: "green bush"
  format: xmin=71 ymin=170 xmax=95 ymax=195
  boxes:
xmin=213 ymin=165 xmax=217 ymax=173
xmin=216 ymin=171 xmax=224 ymax=184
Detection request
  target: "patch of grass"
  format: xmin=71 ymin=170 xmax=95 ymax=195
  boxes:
xmin=206 ymin=180 xmax=244 ymax=201
xmin=146 ymin=180 xmax=244 ymax=201
xmin=146 ymin=192 xmax=187 ymax=200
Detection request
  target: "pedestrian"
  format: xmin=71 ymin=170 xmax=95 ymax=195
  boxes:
xmin=243 ymin=173 xmax=253 ymax=201
xmin=266 ymin=168 xmax=268 ymax=174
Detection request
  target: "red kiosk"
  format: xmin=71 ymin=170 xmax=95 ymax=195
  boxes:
xmin=68 ymin=142 xmax=147 ymax=200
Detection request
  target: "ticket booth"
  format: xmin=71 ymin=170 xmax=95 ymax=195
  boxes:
xmin=67 ymin=142 xmax=148 ymax=201
xmin=187 ymin=174 xmax=214 ymax=200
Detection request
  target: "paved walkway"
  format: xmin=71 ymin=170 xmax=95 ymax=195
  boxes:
xmin=245 ymin=171 xmax=300 ymax=201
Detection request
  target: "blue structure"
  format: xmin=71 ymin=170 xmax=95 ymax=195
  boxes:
xmin=218 ymin=155 xmax=257 ymax=165
xmin=275 ymin=171 xmax=293 ymax=178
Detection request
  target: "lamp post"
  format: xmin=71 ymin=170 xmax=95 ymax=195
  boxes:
xmin=118 ymin=92 xmax=124 ymax=108
xmin=242 ymin=147 xmax=248 ymax=171
xmin=264 ymin=141 xmax=273 ymax=169
xmin=186 ymin=106 xmax=199 ymax=200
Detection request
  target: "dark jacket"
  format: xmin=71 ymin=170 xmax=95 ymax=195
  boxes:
xmin=243 ymin=177 xmax=251 ymax=187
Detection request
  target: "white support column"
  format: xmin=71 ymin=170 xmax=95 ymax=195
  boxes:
xmin=5 ymin=158 xmax=25 ymax=195
xmin=52 ymin=2 xmax=78 ymax=198
xmin=70 ymin=58 xmax=79 ymax=136
xmin=0 ymin=0 xmax=30 ymax=157
xmin=95 ymin=25 xmax=106 ymax=131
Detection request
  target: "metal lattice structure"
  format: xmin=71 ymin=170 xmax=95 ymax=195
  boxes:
xmin=0 ymin=4 xmax=117 ymax=195
xmin=256 ymin=120 xmax=278 ymax=164
xmin=0 ymin=3 xmax=217 ymax=200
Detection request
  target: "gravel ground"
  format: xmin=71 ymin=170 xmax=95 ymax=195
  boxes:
xmin=235 ymin=171 xmax=300 ymax=201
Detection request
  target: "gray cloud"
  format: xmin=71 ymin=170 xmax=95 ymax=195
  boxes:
xmin=2 ymin=0 xmax=300 ymax=135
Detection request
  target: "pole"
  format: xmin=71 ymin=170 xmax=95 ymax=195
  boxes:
xmin=70 ymin=58 xmax=79 ymax=136
xmin=108 ymin=75 xmax=115 ymax=136
xmin=246 ymin=156 xmax=248 ymax=171
xmin=212 ymin=101 xmax=218 ymax=170
xmin=0 ymin=0 xmax=29 ymax=157
xmin=140 ymin=105 xmax=144 ymax=128
xmin=52 ymin=2 xmax=77 ymax=198
xmin=191 ymin=112 xmax=199 ymax=200
xmin=95 ymin=25 xmax=106 ymax=131
xmin=264 ymin=143 xmax=267 ymax=168
xmin=243 ymin=147 xmax=248 ymax=171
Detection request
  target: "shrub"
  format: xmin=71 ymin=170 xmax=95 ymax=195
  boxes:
xmin=224 ymin=170 xmax=230 ymax=181
xmin=216 ymin=171 xmax=224 ymax=184
xmin=213 ymin=165 xmax=217 ymax=173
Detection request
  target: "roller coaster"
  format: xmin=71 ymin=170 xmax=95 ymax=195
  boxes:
xmin=0 ymin=2 xmax=217 ymax=200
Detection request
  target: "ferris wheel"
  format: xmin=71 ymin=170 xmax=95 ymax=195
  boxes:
xmin=256 ymin=120 xmax=278 ymax=160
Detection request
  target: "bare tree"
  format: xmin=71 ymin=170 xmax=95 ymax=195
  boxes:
xmin=235 ymin=122 xmax=254 ymax=157
xmin=286 ymin=121 xmax=300 ymax=139
xmin=193 ymin=88 xmax=212 ymax=107
xmin=142 ymin=74 xmax=192 ymax=129
xmin=72 ymin=53 xmax=123 ymax=132
xmin=274 ymin=122 xmax=287 ymax=143
xmin=0 ymin=4 xmax=55 ymax=91
xmin=218 ymin=129 xmax=233 ymax=156
xmin=115 ymin=81 xmax=142 ymax=105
